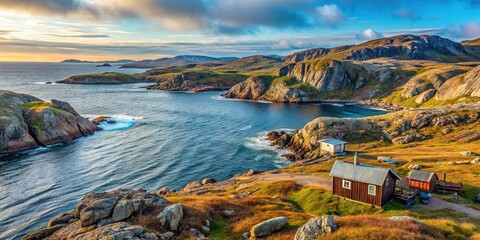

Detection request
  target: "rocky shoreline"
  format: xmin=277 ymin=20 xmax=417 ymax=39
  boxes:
xmin=0 ymin=90 xmax=100 ymax=155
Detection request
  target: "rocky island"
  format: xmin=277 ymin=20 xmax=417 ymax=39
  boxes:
xmin=0 ymin=90 xmax=98 ymax=154
xmin=58 ymin=72 xmax=141 ymax=84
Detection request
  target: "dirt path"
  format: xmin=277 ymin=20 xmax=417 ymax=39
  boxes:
xmin=235 ymin=172 xmax=332 ymax=190
xmin=235 ymin=172 xmax=480 ymax=218
xmin=425 ymin=197 xmax=480 ymax=218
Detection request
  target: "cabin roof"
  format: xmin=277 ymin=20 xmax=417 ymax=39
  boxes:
xmin=319 ymin=138 xmax=347 ymax=145
xmin=329 ymin=161 xmax=401 ymax=186
xmin=408 ymin=170 xmax=436 ymax=182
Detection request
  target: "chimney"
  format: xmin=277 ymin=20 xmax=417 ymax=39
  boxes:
xmin=354 ymin=152 xmax=359 ymax=166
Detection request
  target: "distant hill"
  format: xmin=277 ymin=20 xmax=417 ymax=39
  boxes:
xmin=284 ymin=35 xmax=477 ymax=63
xmin=461 ymin=38 xmax=480 ymax=59
xmin=214 ymin=55 xmax=283 ymax=71
xmin=121 ymin=55 xmax=240 ymax=69
xmin=61 ymin=59 xmax=135 ymax=64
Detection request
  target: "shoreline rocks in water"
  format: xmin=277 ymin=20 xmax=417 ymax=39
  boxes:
xmin=0 ymin=90 xmax=98 ymax=154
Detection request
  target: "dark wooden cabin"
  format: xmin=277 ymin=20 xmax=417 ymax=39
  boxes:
xmin=408 ymin=170 xmax=438 ymax=192
xmin=329 ymin=160 xmax=401 ymax=207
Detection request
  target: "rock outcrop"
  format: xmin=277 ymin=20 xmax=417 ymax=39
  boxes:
xmin=268 ymin=103 xmax=480 ymax=160
xmin=436 ymin=65 xmax=480 ymax=100
xmin=0 ymin=91 xmax=98 ymax=154
xmin=60 ymin=72 xmax=139 ymax=84
xmin=294 ymin=215 xmax=338 ymax=240
xmin=221 ymin=76 xmax=268 ymax=100
xmin=276 ymin=59 xmax=353 ymax=92
xmin=250 ymin=217 xmax=289 ymax=238
xmin=23 ymin=189 xmax=167 ymax=240
xmin=157 ymin=203 xmax=184 ymax=231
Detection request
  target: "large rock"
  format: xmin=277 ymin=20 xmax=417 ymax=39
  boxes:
xmin=437 ymin=66 xmax=480 ymax=100
xmin=183 ymin=181 xmax=203 ymax=191
xmin=47 ymin=221 xmax=158 ymax=240
xmin=76 ymin=189 xmax=167 ymax=227
xmin=158 ymin=203 xmax=184 ymax=231
xmin=222 ymin=76 xmax=268 ymax=100
xmin=415 ymin=89 xmax=437 ymax=104
xmin=250 ymin=217 xmax=289 ymax=238
xmin=0 ymin=90 xmax=98 ymax=154
xmin=22 ymin=225 xmax=65 ymax=240
xmin=47 ymin=212 xmax=75 ymax=227
xmin=294 ymin=215 xmax=338 ymax=240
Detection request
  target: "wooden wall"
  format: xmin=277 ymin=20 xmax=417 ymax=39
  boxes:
xmin=409 ymin=174 xmax=438 ymax=192
xmin=332 ymin=177 xmax=384 ymax=206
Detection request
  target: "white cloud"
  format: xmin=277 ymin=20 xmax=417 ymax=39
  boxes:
xmin=355 ymin=29 xmax=384 ymax=41
xmin=316 ymin=4 xmax=345 ymax=28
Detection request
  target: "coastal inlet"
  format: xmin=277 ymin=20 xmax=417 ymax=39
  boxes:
xmin=0 ymin=62 xmax=386 ymax=240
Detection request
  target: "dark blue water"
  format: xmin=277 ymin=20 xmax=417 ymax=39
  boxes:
xmin=0 ymin=62 xmax=386 ymax=239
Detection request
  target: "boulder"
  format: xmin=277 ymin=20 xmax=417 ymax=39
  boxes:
xmin=22 ymin=225 xmax=65 ymax=240
xmin=223 ymin=210 xmax=236 ymax=217
xmin=158 ymin=203 xmax=184 ymax=231
xmin=245 ymin=169 xmax=261 ymax=176
xmin=408 ymin=164 xmax=422 ymax=170
xmin=294 ymin=215 xmax=338 ymax=240
xmin=460 ymin=151 xmax=477 ymax=156
xmin=183 ymin=181 xmax=203 ymax=191
xmin=189 ymin=228 xmax=206 ymax=239
xmin=49 ymin=222 xmax=157 ymax=240
xmin=158 ymin=231 xmax=174 ymax=240
xmin=250 ymin=217 xmax=289 ymax=238
xmin=156 ymin=186 xmax=173 ymax=195
xmin=472 ymin=158 xmax=480 ymax=164
xmin=201 ymin=178 xmax=216 ymax=185
xmin=47 ymin=212 xmax=75 ymax=227
xmin=76 ymin=189 xmax=167 ymax=227
xmin=415 ymin=89 xmax=437 ymax=104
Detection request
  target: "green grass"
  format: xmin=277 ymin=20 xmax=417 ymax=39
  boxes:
xmin=289 ymin=187 xmax=382 ymax=216
xmin=73 ymin=72 xmax=136 ymax=80
xmin=210 ymin=217 xmax=232 ymax=240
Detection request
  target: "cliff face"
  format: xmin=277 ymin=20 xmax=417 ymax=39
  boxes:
xmin=221 ymin=76 xmax=268 ymax=100
xmin=436 ymin=66 xmax=480 ymax=100
xmin=269 ymin=103 xmax=480 ymax=160
xmin=276 ymin=59 xmax=354 ymax=92
xmin=0 ymin=91 xmax=97 ymax=154
xmin=283 ymin=48 xmax=331 ymax=63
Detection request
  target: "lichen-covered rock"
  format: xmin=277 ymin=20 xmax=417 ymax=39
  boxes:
xmin=201 ymin=178 xmax=216 ymax=185
xmin=250 ymin=217 xmax=289 ymax=238
xmin=46 ymin=221 xmax=157 ymax=240
xmin=76 ymin=189 xmax=167 ymax=227
xmin=222 ymin=76 xmax=268 ymax=100
xmin=47 ymin=212 xmax=75 ymax=227
xmin=157 ymin=203 xmax=184 ymax=231
xmin=0 ymin=90 xmax=98 ymax=154
xmin=22 ymin=225 xmax=65 ymax=240
xmin=294 ymin=215 xmax=338 ymax=240
xmin=183 ymin=181 xmax=203 ymax=191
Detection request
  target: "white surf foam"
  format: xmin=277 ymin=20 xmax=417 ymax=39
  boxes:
xmin=92 ymin=114 xmax=142 ymax=131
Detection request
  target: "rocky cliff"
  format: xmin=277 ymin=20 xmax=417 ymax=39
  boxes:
xmin=268 ymin=103 xmax=480 ymax=160
xmin=60 ymin=72 xmax=139 ymax=84
xmin=0 ymin=90 xmax=97 ymax=154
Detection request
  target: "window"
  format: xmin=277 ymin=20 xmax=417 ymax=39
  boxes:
xmin=368 ymin=185 xmax=376 ymax=196
xmin=342 ymin=180 xmax=351 ymax=189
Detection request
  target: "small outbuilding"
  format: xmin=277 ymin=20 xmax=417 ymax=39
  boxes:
xmin=408 ymin=170 xmax=438 ymax=192
xmin=329 ymin=157 xmax=401 ymax=207
xmin=319 ymin=138 xmax=346 ymax=156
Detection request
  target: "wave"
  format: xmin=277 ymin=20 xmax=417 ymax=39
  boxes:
xmin=239 ymin=125 xmax=252 ymax=131
xmin=244 ymin=131 xmax=293 ymax=164
xmin=33 ymin=82 xmax=59 ymax=85
xmin=213 ymin=96 xmax=273 ymax=104
xmin=92 ymin=114 xmax=142 ymax=131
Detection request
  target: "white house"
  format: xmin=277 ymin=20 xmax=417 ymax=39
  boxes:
xmin=319 ymin=138 xmax=346 ymax=155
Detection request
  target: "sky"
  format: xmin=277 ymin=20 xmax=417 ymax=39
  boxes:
xmin=0 ymin=0 xmax=479 ymax=62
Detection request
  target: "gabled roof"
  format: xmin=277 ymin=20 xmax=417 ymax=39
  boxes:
xmin=319 ymin=138 xmax=347 ymax=145
xmin=408 ymin=170 xmax=437 ymax=182
xmin=329 ymin=161 xmax=401 ymax=186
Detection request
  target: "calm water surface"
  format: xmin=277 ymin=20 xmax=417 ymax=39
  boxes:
xmin=0 ymin=62 xmax=386 ymax=239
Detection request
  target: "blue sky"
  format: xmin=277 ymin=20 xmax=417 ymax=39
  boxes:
xmin=0 ymin=0 xmax=479 ymax=61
